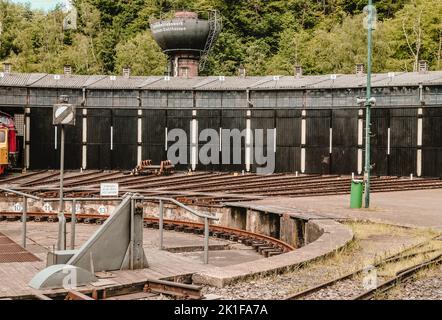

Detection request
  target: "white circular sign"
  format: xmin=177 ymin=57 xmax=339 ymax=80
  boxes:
xmin=13 ymin=203 xmax=23 ymax=212
xmin=98 ymin=205 xmax=107 ymax=215
xmin=43 ymin=203 xmax=53 ymax=213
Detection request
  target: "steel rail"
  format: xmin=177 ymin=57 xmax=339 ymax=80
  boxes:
xmin=135 ymin=196 xmax=218 ymax=220
xmin=64 ymin=171 xmax=212 ymax=188
xmin=0 ymin=211 xmax=293 ymax=256
xmin=116 ymin=172 xmax=270 ymax=190
xmin=33 ymin=170 xmax=109 ymax=186
xmin=284 ymin=234 xmax=442 ymax=300
xmin=19 ymin=172 xmax=62 ymax=187
xmin=0 ymin=170 xmax=47 ymax=184
xmin=353 ymin=254 xmax=442 ymax=300
xmin=8 ymin=278 xmax=204 ymax=300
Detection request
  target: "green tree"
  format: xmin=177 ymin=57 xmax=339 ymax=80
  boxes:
xmin=114 ymin=30 xmax=167 ymax=75
xmin=382 ymin=0 xmax=442 ymax=71
xmin=1 ymin=0 xmax=441 ymax=75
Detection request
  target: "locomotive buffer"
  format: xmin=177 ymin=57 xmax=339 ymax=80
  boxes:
xmin=53 ymin=98 xmax=76 ymax=250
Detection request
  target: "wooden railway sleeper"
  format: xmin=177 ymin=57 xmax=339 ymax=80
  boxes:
xmin=258 ymin=246 xmax=275 ymax=254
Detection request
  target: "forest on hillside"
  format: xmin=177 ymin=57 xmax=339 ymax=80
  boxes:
xmin=0 ymin=0 xmax=441 ymax=76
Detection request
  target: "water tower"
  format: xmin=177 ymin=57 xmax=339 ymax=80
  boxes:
xmin=150 ymin=10 xmax=221 ymax=77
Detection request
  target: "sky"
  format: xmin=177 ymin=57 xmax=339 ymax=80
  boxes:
xmin=10 ymin=0 xmax=71 ymax=11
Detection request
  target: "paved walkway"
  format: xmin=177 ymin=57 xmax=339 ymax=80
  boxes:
xmin=0 ymin=222 xmax=262 ymax=298
xmin=228 ymin=189 xmax=442 ymax=231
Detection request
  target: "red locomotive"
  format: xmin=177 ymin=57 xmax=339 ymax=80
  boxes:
xmin=0 ymin=111 xmax=18 ymax=175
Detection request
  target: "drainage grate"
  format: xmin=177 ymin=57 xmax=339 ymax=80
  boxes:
xmin=0 ymin=233 xmax=40 ymax=263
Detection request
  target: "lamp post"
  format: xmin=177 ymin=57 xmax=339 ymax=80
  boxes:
xmin=364 ymin=1 xmax=375 ymax=208
xmin=58 ymin=124 xmax=66 ymax=250
xmin=53 ymin=96 xmax=76 ymax=250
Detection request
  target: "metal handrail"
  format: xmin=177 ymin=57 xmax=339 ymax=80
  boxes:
xmin=134 ymin=195 xmax=217 ymax=264
xmin=137 ymin=196 xmax=218 ymax=221
xmin=43 ymin=197 xmax=122 ymax=202
xmin=0 ymin=187 xmax=40 ymax=248
xmin=0 ymin=188 xmax=217 ymax=264
xmin=0 ymin=187 xmax=40 ymax=200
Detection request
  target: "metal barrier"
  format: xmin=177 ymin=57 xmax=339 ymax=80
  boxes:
xmin=0 ymin=187 xmax=40 ymax=248
xmin=43 ymin=197 xmax=122 ymax=250
xmin=0 ymin=189 xmax=218 ymax=264
xmin=135 ymin=196 xmax=219 ymax=264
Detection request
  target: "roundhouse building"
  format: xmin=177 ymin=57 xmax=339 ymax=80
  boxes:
xmin=0 ymin=64 xmax=441 ymax=177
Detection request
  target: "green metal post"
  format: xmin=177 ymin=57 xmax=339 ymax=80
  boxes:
xmin=364 ymin=1 xmax=374 ymax=208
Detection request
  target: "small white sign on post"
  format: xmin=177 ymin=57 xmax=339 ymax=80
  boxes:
xmin=100 ymin=183 xmax=119 ymax=197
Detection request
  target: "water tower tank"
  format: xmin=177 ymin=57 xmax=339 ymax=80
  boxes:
xmin=150 ymin=11 xmax=221 ymax=77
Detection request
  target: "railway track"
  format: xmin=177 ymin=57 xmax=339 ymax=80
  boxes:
xmin=285 ymin=235 xmax=442 ymax=300
xmin=11 ymin=278 xmax=205 ymax=301
xmin=63 ymin=278 xmax=204 ymax=301
xmin=354 ymin=254 xmax=442 ymax=300
xmin=0 ymin=211 xmax=294 ymax=257
xmin=2 ymin=171 xmax=441 ymax=206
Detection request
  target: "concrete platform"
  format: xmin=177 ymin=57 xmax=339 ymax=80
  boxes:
xmin=192 ymin=189 xmax=442 ymax=287
xmin=0 ymin=222 xmax=262 ymax=298
xmin=1 ymin=174 xmax=440 ymax=292
xmin=227 ymin=189 xmax=442 ymax=231
xmin=192 ymin=219 xmax=353 ymax=287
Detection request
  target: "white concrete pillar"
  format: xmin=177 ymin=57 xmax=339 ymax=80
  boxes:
xmin=417 ymin=108 xmax=423 ymax=177
xmin=137 ymin=109 xmax=142 ymax=164
xmin=301 ymin=110 xmax=306 ymax=173
xmin=110 ymin=126 xmax=114 ymax=151
xmin=387 ymin=127 xmax=391 ymax=156
xmin=417 ymin=150 xmax=422 ymax=177
xmin=246 ymin=110 xmax=252 ymax=172
xmin=357 ymin=109 xmax=363 ymax=174
xmin=357 ymin=149 xmax=363 ymax=175
xmin=219 ymin=127 xmax=222 ymax=152
xmin=191 ymin=110 xmax=198 ymax=171
xmin=329 ymin=127 xmax=333 ymax=154
xmin=24 ymin=107 xmax=30 ymax=169
xmin=82 ymin=109 xmax=87 ymax=170
xmin=54 ymin=127 xmax=58 ymax=150
xmin=274 ymin=128 xmax=277 ymax=152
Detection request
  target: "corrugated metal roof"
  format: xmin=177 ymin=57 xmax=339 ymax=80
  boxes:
xmin=87 ymin=76 xmax=148 ymax=89
xmin=251 ymin=75 xmax=330 ymax=89
xmin=30 ymin=74 xmax=105 ymax=88
xmin=197 ymin=76 xmax=263 ymax=90
xmin=138 ymin=76 xmax=164 ymax=88
xmin=370 ymin=72 xmax=442 ymax=87
xmin=142 ymin=76 xmax=209 ymax=90
xmin=0 ymin=73 xmax=46 ymax=87
xmin=0 ymin=71 xmax=441 ymax=90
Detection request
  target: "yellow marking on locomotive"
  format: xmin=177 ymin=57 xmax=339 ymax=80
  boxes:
xmin=0 ymin=128 xmax=9 ymax=165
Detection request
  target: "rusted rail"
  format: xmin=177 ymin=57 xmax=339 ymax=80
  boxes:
xmin=1 ymin=171 xmax=442 ymax=206
xmin=144 ymin=279 xmax=202 ymax=300
xmin=65 ymin=291 xmax=94 ymax=301
xmin=0 ymin=212 xmax=295 ymax=257
xmin=353 ymin=254 xmax=442 ymax=300
xmin=285 ymin=235 xmax=442 ymax=300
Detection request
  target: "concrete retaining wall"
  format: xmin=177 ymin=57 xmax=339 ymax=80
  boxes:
xmin=192 ymin=218 xmax=354 ymax=287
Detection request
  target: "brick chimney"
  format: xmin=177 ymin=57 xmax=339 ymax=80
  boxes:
xmin=356 ymin=63 xmax=364 ymax=76
xmin=238 ymin=65 xmax=246 ymax=77
xmin=123 ymin=67 xmax=131 ymax=78
xmin=418 ymin=60 xmax=428 ymax=73
xmin=63 ymin=65 xmax=72 ymax=77
xmin=294 ymin=65 xmax=303 ymax=78
xmin=3 ymin=63 xmax=12 ymax=74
